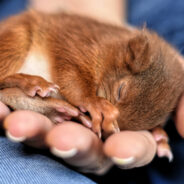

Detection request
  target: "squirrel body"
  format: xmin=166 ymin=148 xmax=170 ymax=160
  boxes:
xmin=0 ymin=11 xmax=184 ymax=136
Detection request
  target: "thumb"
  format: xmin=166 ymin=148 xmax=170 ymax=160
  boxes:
xmin=174 ymin=93 xmax=184 ymax=138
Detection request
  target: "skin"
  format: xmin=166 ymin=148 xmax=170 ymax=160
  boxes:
xmin=0 ymin=0 xmax=184 ymax=174
xmin=29 ymin=0 xmax=126 ymax=26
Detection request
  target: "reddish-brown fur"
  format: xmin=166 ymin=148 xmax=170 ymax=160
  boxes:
xmin=0 ymin=11 xmax=184 ymax=136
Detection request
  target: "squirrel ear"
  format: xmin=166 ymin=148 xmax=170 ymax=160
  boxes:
xmin=125 ymin=34 xmax=150 ymax=73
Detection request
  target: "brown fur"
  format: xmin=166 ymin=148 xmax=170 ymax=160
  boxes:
xmin=0 ymin=11 xmax=184 ymax=135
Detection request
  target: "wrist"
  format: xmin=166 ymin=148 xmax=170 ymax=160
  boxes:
xmin=29 ymin=0 xmax=126 ymax=26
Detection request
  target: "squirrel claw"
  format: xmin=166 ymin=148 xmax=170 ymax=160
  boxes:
xmin=97 ymin=131 xmax=102 ymax=139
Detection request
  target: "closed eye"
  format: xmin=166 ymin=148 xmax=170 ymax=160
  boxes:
xmin=117 ymin=83 xmax=124 ymax=101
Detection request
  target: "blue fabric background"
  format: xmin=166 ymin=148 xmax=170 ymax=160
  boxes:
xmin=0 ymin=0 xmax=184 ymax=184
xmin=0 ymin=0 xmax=27 ymax=20
xmin=128 ymin=0 xmax=184 ymax=55
xmin=0 ymin=136 xmax=95 ymax=184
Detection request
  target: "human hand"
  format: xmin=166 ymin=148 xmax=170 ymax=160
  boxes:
xmin=2 ymin=98 xmax=179 ymax=175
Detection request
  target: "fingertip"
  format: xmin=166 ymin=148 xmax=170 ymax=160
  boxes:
xmin=175 ymin=94 xmax=184 ymax=137
xmin=46 ymin=122 xmax=109 ymax=173
xmin=46 ymin=122 xmax=95 ymax=152
xmin=104 ymin=131 xmax=157 ymax=169
xmin=4 ymin=110 xmax=52 ymax=138
xmin=104 ymin=131 xmax=140 ymax=159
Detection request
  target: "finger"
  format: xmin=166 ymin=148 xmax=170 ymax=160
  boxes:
xmin=174 ymin=93 xmax=184 ymax=137
xmin=0 ymin=101 xmax=10 ymax=128
xmin=46 ymin=122 xmax=113 ymax=174
xmin=103 ymin=130 xmax=157 ymax=169
xmin=4 ymin=110 xmax=53 ymax=148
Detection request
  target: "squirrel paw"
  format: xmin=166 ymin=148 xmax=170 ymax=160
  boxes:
xmin=81 ymin=97 xmax=120 ymax=138
xmin=0 ymin=73 xmax=60 ymax=98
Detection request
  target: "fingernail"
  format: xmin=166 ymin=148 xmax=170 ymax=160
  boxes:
xmin=6 ymin=131 xmax=26 ymax=142
xmin=112 ymin=156 xmax=135 ymax=166
xmin=51 ymin=147 xmax=78 ymax=159
xmin=157 ymin=149 xmax=174 ymax=162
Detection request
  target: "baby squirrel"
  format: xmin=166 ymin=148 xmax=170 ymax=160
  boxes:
xmin=0 ymin=11 xmax=184 ymax=138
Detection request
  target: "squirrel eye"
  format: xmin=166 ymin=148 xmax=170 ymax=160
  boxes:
xmin=117 ymin=83 xmax=124 ymax=100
